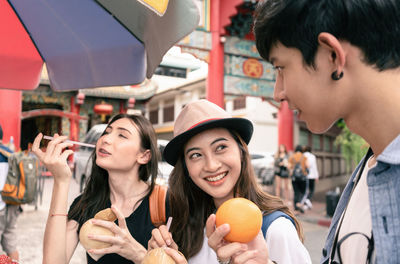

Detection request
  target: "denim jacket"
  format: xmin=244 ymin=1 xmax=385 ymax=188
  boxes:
xmin=321 ymin=134 xmax=400 ymax=264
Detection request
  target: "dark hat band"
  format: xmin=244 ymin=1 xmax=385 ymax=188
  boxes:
xmin=163 ymin=117 xmax=253 ymax=166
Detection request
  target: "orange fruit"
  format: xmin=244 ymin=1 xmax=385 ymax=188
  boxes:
xmin=215 ymin=198 xmax=262 ymax=243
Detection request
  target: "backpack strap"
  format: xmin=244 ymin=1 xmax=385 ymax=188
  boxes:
xmin=149 ymin=184 xmax=167 ymax=227
xmin=262 ymin=211 xmax=295 ymax=238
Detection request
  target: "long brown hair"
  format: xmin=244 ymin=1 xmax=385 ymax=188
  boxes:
xmin=169 ymin=130 xmax=303 ymax=258
xmin=68 ymin=114 xmax=159 ymax=227
xmin=275 ymin=144 xmax=288 ymax=159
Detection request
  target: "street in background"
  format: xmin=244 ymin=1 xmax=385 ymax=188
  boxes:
xmin=250 ymin=151 xmax=275 ymax=185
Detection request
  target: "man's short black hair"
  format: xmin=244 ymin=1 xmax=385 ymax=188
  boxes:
xmin=254 ymin=0 xmax=400 ymax=71
xmin=295 ymin=145 xmax=303 ymax=152
xmin=304 ymin=145 xmax=311 ymax=152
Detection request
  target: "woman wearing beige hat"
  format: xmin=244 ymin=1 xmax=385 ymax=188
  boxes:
xmin=149 ymin=100 xmax=311 ymax=264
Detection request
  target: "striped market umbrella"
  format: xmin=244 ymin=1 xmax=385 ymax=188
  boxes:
xmin=0 ymin=0 xmax=199 ymax=91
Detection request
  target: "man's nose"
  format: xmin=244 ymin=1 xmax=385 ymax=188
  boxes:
xmin=273 ymin=78 xmax=285 ymax=103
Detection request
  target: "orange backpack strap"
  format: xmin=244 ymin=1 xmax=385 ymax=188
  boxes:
xmin=149 ymin=184 xmax=167 ymax=227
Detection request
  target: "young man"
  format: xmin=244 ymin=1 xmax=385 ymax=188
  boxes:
xmin=0 ymin=125 xmax=19 ymax=262
xmin=253 ymin=0 xmax=400 ymax=263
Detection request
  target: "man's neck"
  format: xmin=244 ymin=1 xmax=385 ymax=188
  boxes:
xmin=344 ymin=68 xmax=400 ymax=155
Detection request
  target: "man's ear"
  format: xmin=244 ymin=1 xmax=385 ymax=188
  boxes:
xmin=318 ymin=32 xmax=346 ymax=73
xmin=137 ymin=149 xmax=151 ymax=165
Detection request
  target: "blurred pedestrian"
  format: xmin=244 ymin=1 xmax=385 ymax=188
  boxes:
xmin=6 ymin=137 xmax=15 ymax=153
xmin=0 ymin=124 xmax=19 ymax=262
xmin=254 ymin=0 xmax=400 ymax=262
xmin=302 ymin=145 xmax=319 ymax=209
xmin=288 ymin=145 xmax=308 ymax=213
xmin=274 ymin=144 xmax=290 ymax=204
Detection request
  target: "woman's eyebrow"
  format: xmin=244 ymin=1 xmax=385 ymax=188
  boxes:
xmin=116 ymin=126 xmax=132 ymax=134
xmin=186 ymin=147 xmax=200 ymax=155
xmin=108 ymin=125 xmax=132 ymax=134
xmin=211 ymin=137 xmax=227 ymax=145
xmin=185 ymin=138 xmax=228 ymax=155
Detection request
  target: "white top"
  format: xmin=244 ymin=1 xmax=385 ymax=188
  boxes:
xmin=336 ymin=156 xmax=375 ymax=263
xmin=303 ymin=152 xmax=319 ymax=179
xmin=0 ymin=162 xmax=9 ymax=211
xmin=189 ymin=218 xmax=311 ymax=264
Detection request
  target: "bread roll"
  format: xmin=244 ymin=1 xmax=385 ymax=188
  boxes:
xmin=142 ymin=248 xmax=177 ymax=264
xmin=79 ymin=208 xmax=116 ymax=250
xmin=94 ymin=208 xmax=117 ymax=221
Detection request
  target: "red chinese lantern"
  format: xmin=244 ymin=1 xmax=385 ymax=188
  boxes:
xmin=94 ymin=102 xmax=113 ymax=121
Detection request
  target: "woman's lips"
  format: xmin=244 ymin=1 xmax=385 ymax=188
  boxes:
xmin=97 ymin=148 xmax=111 ymax=156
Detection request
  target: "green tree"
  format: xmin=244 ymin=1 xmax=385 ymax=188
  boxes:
xmin=335 ymin=120 xmax=369 ymax=171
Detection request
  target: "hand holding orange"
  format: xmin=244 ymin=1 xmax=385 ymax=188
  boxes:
xmin=215 ymin=198 xmax=262 ymax=243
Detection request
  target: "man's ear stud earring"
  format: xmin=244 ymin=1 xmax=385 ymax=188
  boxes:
xmin=331 ymin=71 xmax=344 ymax=81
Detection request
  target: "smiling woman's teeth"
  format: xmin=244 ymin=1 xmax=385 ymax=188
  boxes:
xmin=206 ymin=172 xmax=227 ymax=182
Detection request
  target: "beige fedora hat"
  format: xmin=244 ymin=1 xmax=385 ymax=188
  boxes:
xmin=163 ymin=99 xmax=253 ymax=165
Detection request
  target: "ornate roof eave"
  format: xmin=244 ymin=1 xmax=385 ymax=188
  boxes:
xmin=220 ymin=0 xmax=245 ymax=35
xmin=39 ymin=63 xmax=157 ymax=100
xmin=79 ymin=79 xmax=158 ymax=100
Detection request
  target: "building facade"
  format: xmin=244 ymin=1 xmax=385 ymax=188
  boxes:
xmin=146 ymin=73 xmax=347 ymax=182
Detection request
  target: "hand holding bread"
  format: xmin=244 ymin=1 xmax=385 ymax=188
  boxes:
xmin=79 ymin=205 xmax=147 ymax=262
xmin=142 ymin=248 xmax=176 ymax=264
xmin=79 ymin=208 xmax=117 ymax=250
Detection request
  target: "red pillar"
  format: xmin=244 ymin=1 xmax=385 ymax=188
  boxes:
xmin=207 ymin=0 xmax=224 ymax=107
xmin=0 ymin=89 xmax=21 ymax=150
xmin=119 ymin=100 xmax=127 ymax=114
xmin=69 ymin=97 xmax=81 ymax=163
xmin=278 ymin=101 xmax=294 ymax=151
xmin=69 ymin=96 xmax=80 ymax=142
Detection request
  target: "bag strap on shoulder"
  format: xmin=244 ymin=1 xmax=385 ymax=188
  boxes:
xmin=149 ymin=184 xmax=167 ymax=227
xmin=262 ymin=211 xmax=295 ymax=238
